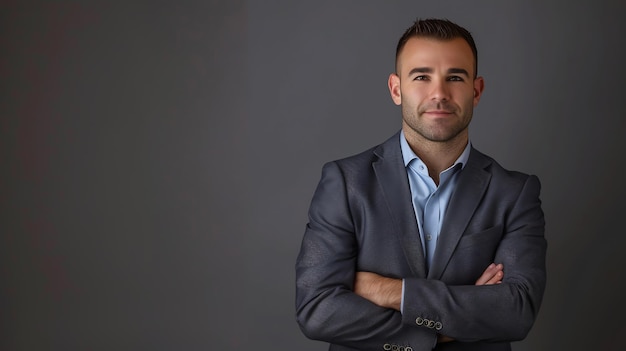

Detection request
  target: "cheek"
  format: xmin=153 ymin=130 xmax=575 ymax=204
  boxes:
xmin=470 ymin=94 xmax=480 ymax=107
xmin=401 ymin=97 xmax=420 ymax=114
xmin=400 ymin=89 xmax=422 ymax=107
xmin=457 ymin=91 xmax=477 ymax=108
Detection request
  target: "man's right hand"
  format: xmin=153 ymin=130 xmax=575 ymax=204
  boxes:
xmin=437 ymin=263 xmax=504 ymax=344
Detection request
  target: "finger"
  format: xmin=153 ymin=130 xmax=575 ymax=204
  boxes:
xmin=475 ymin=263 xmax=497 ymax=285
xmin=485 ymin=270 xmax=503 ymax=285
xmin=484 ymin=264 xmax=504 ymax=285
xmin=476 ymin=263 xmax=504 ymax=285
xmin=474 ymin=264 xmax=493 ymax=285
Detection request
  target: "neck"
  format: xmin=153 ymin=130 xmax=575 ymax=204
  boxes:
xmin=403 ymin=126 xmax=468 ymax=185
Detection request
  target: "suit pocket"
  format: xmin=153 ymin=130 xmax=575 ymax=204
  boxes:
xmin=455 ymin=225 xmax=503 ymax=250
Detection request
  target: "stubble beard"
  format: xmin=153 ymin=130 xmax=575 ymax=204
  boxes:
xmin=402 ymin=102 xmax=472 ymax=143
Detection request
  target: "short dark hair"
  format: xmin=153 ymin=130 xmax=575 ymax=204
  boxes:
xmin=395 ymin=18 xmax=478 ymax=77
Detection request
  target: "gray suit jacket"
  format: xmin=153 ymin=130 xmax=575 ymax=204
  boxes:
xmin=295 ymin=132 xmax=547 ymax=351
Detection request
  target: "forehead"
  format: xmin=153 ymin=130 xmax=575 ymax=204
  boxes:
xmin=397 ymin=37 xmax=475 ymax=76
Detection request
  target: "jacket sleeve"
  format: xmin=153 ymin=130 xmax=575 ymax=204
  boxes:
xmin=401 ymin=175 xmax=547 ymax=342
xmin=296 ymin=161 xmax=437 ymax=351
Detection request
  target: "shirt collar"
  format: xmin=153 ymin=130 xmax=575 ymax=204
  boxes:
xmin=400 ymin=130 xmax=471 ymax=170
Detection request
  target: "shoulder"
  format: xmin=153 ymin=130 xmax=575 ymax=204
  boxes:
xmin=330 ymin=145 xmax=378 ymax=170
xmin=469 ymin=148 xmax=541 ymax=190
xmin=325 ymin=132 xmax=401 ymax=172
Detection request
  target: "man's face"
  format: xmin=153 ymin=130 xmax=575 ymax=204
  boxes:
xmin=389 ymin=37 xmax=484 ymax=144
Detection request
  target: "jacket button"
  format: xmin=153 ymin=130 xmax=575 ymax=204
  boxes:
xmin=435 ymin=322 xmax=443 ymax=330
xmin=383 ymin=344 xmax=391 ymax=350
xmin=427 ymin=320 xmax=435 ymax=328
xmin=415 ymin=317 xmax=424 ymax=325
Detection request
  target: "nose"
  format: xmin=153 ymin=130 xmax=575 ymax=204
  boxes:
xmin=429 ymin=79 xmax=450 ymax=101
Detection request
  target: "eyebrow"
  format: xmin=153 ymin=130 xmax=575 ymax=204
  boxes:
xmin=407 ymin=67 xmax=470 ymax=77
xmin=448 ymin=68 xmax=470 ymax=77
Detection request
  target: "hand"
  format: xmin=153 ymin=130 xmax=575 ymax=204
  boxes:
xmin=353 ymin=272 xmax=402 ymax=311
xmin=438 ymin=263 xmax=504 ymax=343
xmin=475 ymin=263 xmax=504 ymax=285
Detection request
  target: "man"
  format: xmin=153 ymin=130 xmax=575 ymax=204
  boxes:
xmin=295 ymin=18 xmax=546 ymax=351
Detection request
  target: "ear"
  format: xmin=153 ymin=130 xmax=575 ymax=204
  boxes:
xmin=473 ymin=76 xmax=485 ymax=106
xmin=388 ymin=73 xmax=402 ymax=105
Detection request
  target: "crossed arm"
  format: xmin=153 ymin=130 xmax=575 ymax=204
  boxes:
xmin=354 ymin=263 xmax=504 ymax=311
xmin=354 ymin=263 xmax=504 ymax=343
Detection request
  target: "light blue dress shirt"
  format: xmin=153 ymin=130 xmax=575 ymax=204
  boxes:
xmin=399 ymin=131 xmax=471 ymax=313
xmin=400 ymin=131 xmax=471 ymax=269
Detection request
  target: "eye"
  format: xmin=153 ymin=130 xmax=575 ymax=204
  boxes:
xmin=447 ymin=76 xmax=464 ymax=82
xmin=413 ymin=75 xmax=428 ymax=81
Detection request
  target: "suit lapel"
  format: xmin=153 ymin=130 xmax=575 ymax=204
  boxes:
xmin=373 ymin=133 xmax=427 ymax=277
xmin=427 ymin=149 xmax=492 ymax=279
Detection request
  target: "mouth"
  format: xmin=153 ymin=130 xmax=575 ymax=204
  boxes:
xmin=423 ymin=110 xmax=454 ymax=117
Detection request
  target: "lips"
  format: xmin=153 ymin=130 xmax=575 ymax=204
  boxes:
xmin=419 ymin=103 xmax=456 ymax=116
xmin=423 ymin=110 xmax=454 ymax=117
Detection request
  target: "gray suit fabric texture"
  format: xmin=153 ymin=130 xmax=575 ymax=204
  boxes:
xmin=295 ymin=131 xmax=547 ymax=351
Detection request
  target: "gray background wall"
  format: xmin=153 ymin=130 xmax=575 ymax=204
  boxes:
xmin=2 ymin=1 xmax=625 ymax=350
